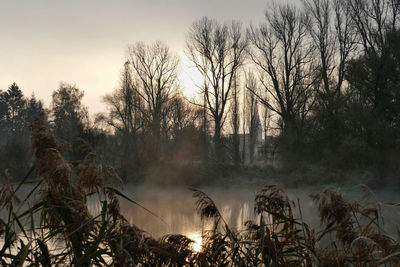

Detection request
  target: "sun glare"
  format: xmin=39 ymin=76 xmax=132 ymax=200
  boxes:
xmin=180 ymin=57 xmax=203 ymax=99
xmin=188 ymin=233 xmax=202 ymax=253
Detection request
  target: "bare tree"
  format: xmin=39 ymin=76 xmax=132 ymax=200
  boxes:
xmin=230 ymin=74 xmax=241 ymax=166
xmin=98 ymin=61 xmax=143 ymax=135
xmin=248 ymin=3 xmax=316 ymax=143
xmin=201 ymin=92 xmax=210 ymax=163
xmin=167 ymin=94 xmax=202 ymax=139
xmin=186 ymin=17 xmax=248 ymax=160
xmin=245 ymin=72 xmax=261 ymax=164
xmin=241 ymin=82 xmax=247 ymax=163
xmin=128 ymin=41 xmax=180 ymax=159
xmin=347 ymin=0 xmax=399 ymax=54
xmin=303 ymin=0 xmax=355 ymax=124
xmin=346 ymin=0 xmax=400 ymax=109
xmin=96 ymin=62 xmax=146 ymax=180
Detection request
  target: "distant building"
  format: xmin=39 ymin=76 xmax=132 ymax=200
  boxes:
xmin=237 ymin=126 xmax=263 ymax=164
xmin=229 ymin=107 xmax=279 ymax=166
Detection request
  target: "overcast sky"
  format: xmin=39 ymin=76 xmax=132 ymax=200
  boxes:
xmin=0 ymin=0 xmax=269 ymax=114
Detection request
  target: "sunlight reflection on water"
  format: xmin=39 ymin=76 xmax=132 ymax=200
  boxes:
xmin=88 ymin=186 xmax=258 ymax=239
xmin=188 ymin=233 xmax=203 ymax=252
xmin=86 ymin=185 xmax=400 ymax=241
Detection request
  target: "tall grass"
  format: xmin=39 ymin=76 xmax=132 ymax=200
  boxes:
xmin=0 ymin=117 xmax=399 ymax=266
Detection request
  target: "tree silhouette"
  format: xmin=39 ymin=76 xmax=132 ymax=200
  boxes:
xmin=51 ymin=82 xmax=88 ymax=160
xmin=186 ymin=17 xmax=248 ymax=161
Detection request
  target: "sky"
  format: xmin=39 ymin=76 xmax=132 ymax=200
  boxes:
xmin=0 ymin=0 xmax=268 ymax=114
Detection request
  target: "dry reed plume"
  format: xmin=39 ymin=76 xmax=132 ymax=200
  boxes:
xmin=0 ymin=117 xmax=399 ymax=266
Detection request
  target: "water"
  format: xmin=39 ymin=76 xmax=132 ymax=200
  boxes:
xmin=96 ymin=184 xmax=400 ymax=241
xmin=4 ymin=183 xmax=400 ymax=251
xmin=113 ymin=185 xmax=257 ymax=238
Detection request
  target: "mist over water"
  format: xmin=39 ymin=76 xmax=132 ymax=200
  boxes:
xmin=2 ymin=181 xmax=400 ymax=265
xmin=9 ymin=183 xmax=400 ymax=239
xmin=2 ymin=0 xmax=400 ymax=263
xmin=88 ymin=184 xmax=400 ymax=239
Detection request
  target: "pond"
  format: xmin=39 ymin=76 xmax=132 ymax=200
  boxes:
xmin=89 ymin=184 xmax=400 ymax=247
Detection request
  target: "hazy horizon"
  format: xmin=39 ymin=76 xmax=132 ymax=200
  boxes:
xmin=0 ymin=0 xmax=268 ymax=114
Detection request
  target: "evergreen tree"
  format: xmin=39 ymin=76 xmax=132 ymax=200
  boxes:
xmin=3 ymin=83 xmax=26 ymax=137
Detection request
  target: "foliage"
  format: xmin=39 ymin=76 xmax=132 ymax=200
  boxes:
xmin=50 ymin=82 xmax=89 ymax=161
xmin=0 ymin=83 xmax=47 ymax=179
xmin=3 ymin=0 xmax=400 ymax=193
xmin=1 ymin=118 xmax=399 ymax=266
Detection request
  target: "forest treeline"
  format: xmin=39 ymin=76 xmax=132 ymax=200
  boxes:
xmin=2 ymin=0 xmax=400 ymax=185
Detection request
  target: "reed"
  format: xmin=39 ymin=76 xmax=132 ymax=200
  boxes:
xmin=1 ymin=117 xmax=400 ymax=266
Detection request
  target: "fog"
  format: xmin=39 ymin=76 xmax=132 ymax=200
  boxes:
xmin=2 ymin=0 xmax=400 ymax=264
xmin=89 ymin=184 xmax=400 ymax=239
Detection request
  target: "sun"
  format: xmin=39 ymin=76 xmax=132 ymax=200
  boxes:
xmin=180 ymin=56 xmax=203 ymax=99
